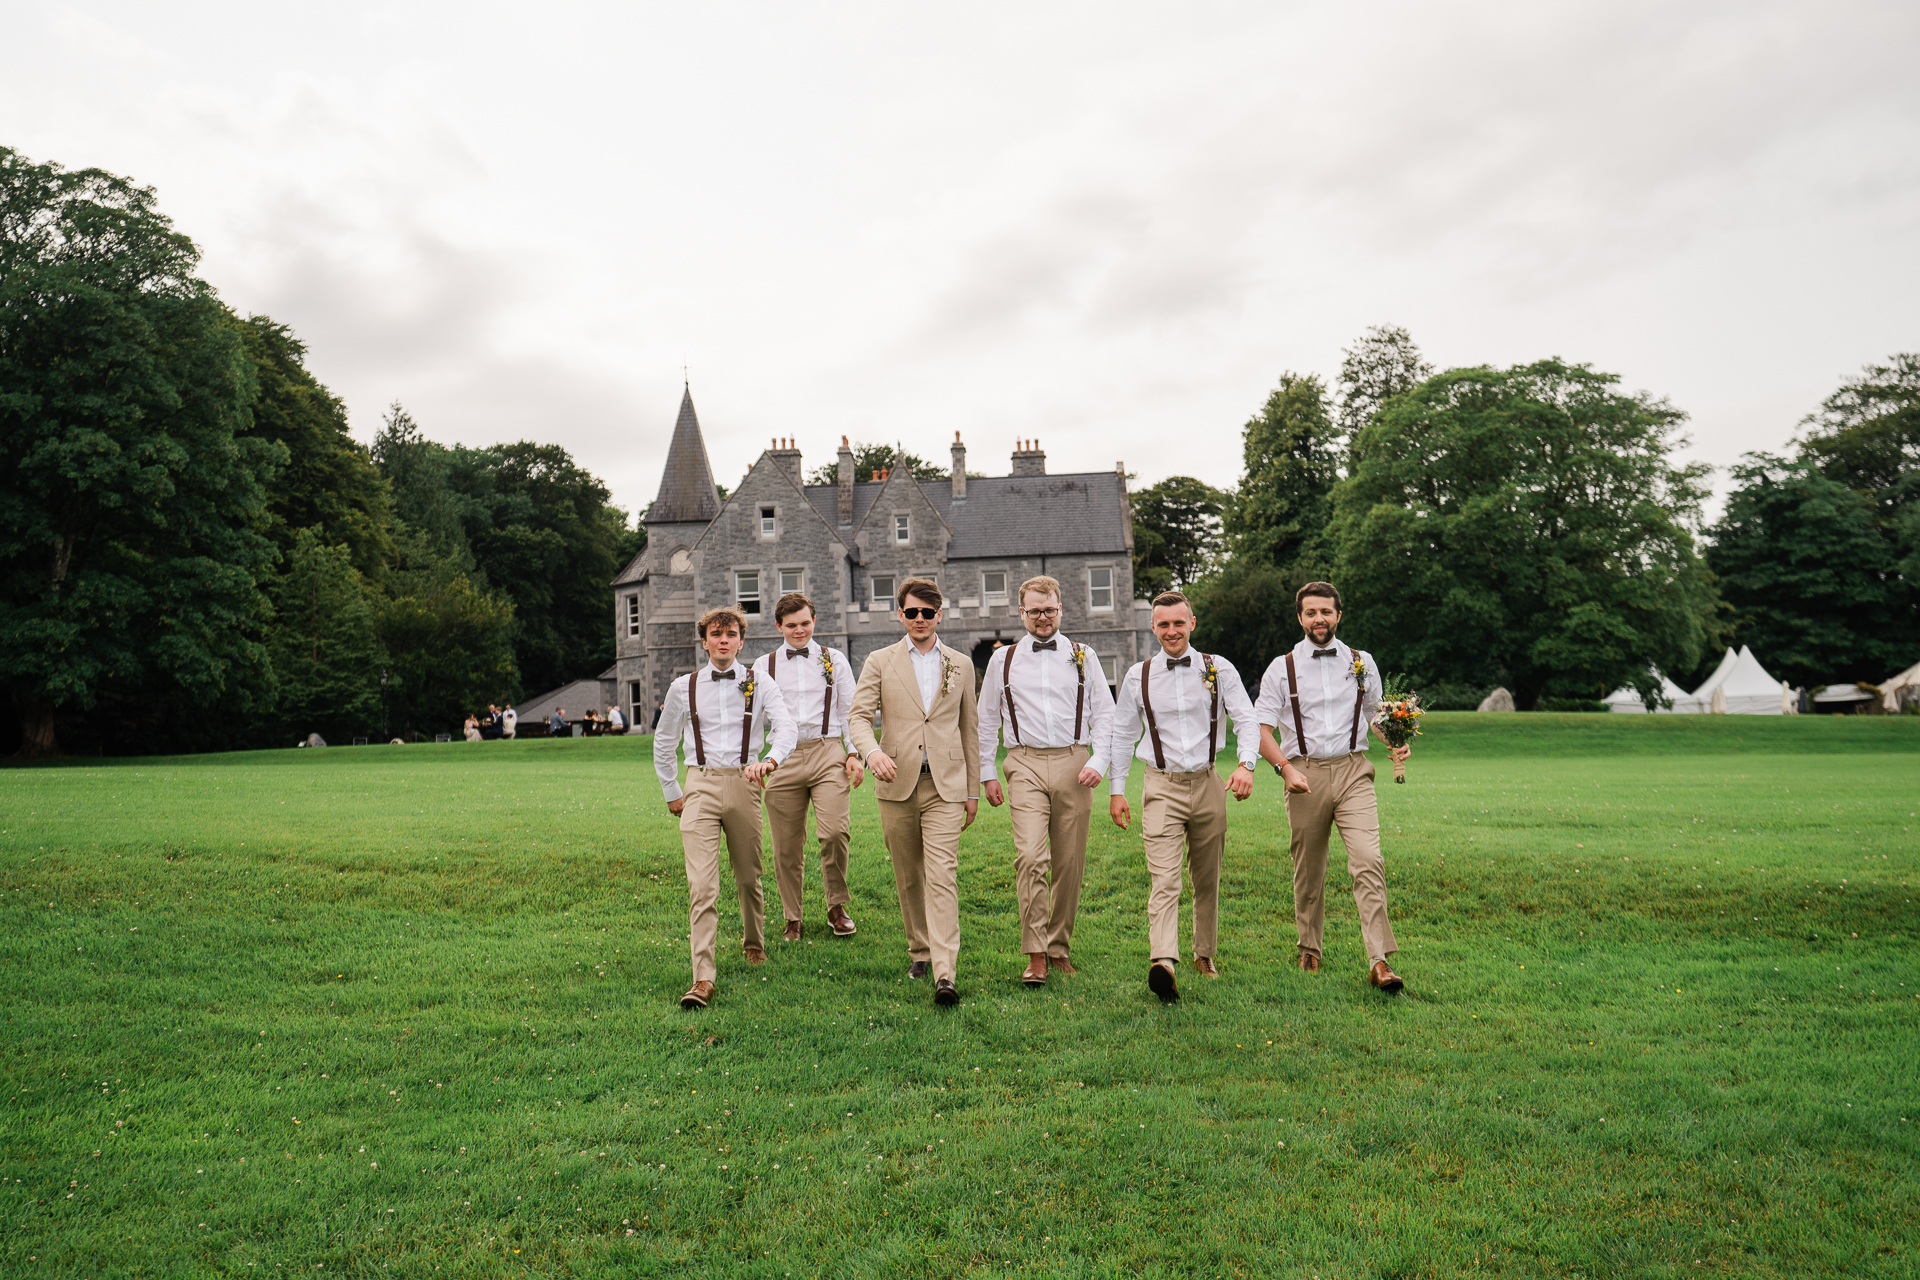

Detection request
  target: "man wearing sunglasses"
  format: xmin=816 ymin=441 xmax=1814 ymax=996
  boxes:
xmin=978 ymin=575 xmax=1115 ymax=987
xmin=849 ymin=578 xmax=981 ymax=1006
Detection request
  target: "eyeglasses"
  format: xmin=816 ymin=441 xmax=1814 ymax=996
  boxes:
xmin=899 ymin=607 xmax=939 ymax=620
xmin=1022 ymin=607 xmax=1061 ymax=619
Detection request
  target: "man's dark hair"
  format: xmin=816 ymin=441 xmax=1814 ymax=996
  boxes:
xmin=898 ymin=577 xmax=943 ymax=611
xmin=1295 ymin=580 xmax=1342 ymax=612
xmin=773 ymin=592 xmax=816 ymax=624
xmin=696 ymin=605 xmax=748 ymax=638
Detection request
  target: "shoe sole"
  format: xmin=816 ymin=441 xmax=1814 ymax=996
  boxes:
xmin=680 ymin=995 xmax=708 ymax=1010
xmin=934 ymin=987 xmax=959 ymax=1006
xmin=1148 ymin=964 xmax=1179 ymax=1002
xmin=1022 ymin=975 xmax=1047 ymax=987
xmin=1373 ymin=977 xmax=1405 ymax=993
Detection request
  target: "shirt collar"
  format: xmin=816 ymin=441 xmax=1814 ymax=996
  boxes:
xmin=704 ymin=661 xmax=742 ymax=678
xmin=1294 ymin=636 xmax=1348 ymax=659
xmin=1024 ymin=632 xmax=1070 ymax=651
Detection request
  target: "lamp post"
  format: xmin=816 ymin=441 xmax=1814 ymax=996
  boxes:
xmin=380 ymin=668 xmax=389 ymax=741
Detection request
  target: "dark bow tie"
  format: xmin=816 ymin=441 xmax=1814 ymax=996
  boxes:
xmin=785 ymin=648 xmax=810 ymax=660
xmin=1031 ymin=639 xmax=1057 ymax=651
xmin=1312 ymin=648 xmax=1338 ymax=658
xmin=1166 ymin=655 xmax=1191 ymax=669
xmin=710 ymin=669 xmax=737 ymax=681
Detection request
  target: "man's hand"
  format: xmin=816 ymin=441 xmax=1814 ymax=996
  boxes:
xmin=962 ymin=799 xmax=979 ymax=830
xmin=868 ymin=750 xmax=898 ymax=783
xmin=983 ymin=779 xmax=1005 ymax=807
xmin=1109 ymin=794 xmax=1131 ymax=830
xmin=1076 ymin=766 xmax=1102 ymax=788
xmin=1283 ymin=764 xmax=1311 ymax=795
xmin=1389 ymin=744 xmax=1411 ymax=766
xmin=745 ymin=761 xmax=775 ymax=785
xmin=667 ymin=797 xmax=686 ymax=816
xmin=1226 ymin=764 xmax=1254 ymax=801
xmin=846 ymin=754 xmax=865 ymax=788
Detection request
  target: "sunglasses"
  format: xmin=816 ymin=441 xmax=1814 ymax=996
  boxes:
xmin=899 ymin=607 xmax=939 ymax=620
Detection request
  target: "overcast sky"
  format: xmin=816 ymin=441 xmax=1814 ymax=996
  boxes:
xmin=8 ymin=1 xmax=1917 ymax=521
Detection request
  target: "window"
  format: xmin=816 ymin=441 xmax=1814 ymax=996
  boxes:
xmin=779 ymin=567 xmax=804 ymax=594
xmin=625 ymin=594 xmax=640 ymax=637
xmin=893 ymin=514 xmax=911 ymax=544
xmin=1100 ymin=655 xmax=1119 ymax=687
xmin=629 ymin=681 xmax=646 ymax=726
xmin=736 ymin=571 xmax=761 ymax=614
xmin=1088 ymin=567 xmax=1114 ymax=611
xmin=982 ymin=571 xmax=1008 ymax=605
xmin=759 ymin=506 xmax=777 ymax=539
xmin=870 ymin=575 xmax=896 ymax=608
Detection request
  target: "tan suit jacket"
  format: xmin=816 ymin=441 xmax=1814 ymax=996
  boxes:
xmin=849 ymin=637 xmax=980 ymax=804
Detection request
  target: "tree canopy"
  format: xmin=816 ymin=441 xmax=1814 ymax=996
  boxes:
xmin=804 ymin=442 xmax=945 ymax=486
xmin=1128 ymin=476 xmax=1225 ymax=598
xmin=1223 ymin=371 xmax=1340 ymax=575
xmin=1 ymin=147 xmax=280 ymax=756
xmin=1331 ymin=359 xmax=1718 ymax=708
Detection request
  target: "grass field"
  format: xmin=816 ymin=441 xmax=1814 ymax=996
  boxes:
xmin=3 ymin=713 xmax=1917 ymax=1278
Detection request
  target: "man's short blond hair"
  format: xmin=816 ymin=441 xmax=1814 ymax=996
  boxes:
xmin=696 ymin=606 xmax=747 ymax=639
xmin=1017 ymin=574 xmax=1061 ymax=606
xmin=1150 ymin=590 xmax=1191 ymax=614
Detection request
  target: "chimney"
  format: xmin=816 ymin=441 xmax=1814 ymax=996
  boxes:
xmin=951 ymin=431 xmax=967 ymax=500
xmin=1010 ymin=437 xmax=1046 ymax=477
xmin=768 ymin=436 xmax=802 ymax=484
xmin=837 ymin=435 xmax=854 ymax=524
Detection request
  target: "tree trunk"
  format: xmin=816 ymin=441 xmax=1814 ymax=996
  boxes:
xmin=13 ymin=697 xmax=61 ymax=760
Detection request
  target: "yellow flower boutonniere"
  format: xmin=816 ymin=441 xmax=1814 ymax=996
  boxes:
xmin=1201 ymin=653 xmax=1219 ymax=693
xmin=1351 ymin=653 xmax=1369 ymax=687
xmin=939 ymin=653 xmax=957 ymax=698
xmin=819 ymin=649 xmax=835 ymax=687
xmin=740 ymin=669 xmax=758 ymax=715
xmin=1071 ymin=642 xmax=1088 ymax=676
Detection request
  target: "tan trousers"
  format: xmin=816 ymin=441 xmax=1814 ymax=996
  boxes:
xmin=1004 ymin=744 xmax=1092 ymax=958
xmin=877 ymin=770 xmax=967 ymax=983
xmin=1286 ymin=752 xmax=1398 ymax=964
xmin=763 ymin=737 xmax=852 ymax=922
xmin=1140 ymin=766 xmax=1228 ymax=965
xmin=678 ymin=766 xmax=766 ymax=983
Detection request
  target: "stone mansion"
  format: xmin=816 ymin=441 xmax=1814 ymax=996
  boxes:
xmin=610 ymin=387 xmax=1154 ymax=723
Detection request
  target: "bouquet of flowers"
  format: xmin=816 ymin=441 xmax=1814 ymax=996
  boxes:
xmin=1371 ymin=673 xmax=1424 ymax=784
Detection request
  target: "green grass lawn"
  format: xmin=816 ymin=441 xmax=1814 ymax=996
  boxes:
xmin=3 ymin=713 xmax=1917 ymax=1278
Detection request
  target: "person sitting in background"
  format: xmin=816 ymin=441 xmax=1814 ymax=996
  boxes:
xmin=550 ymin=707 xmax=569 ymax=736
xmin=463 ymin=713 xmax=482 ymax=743
xmin=480 ymin=703 xmax=502 ymax=739
xmin=607 ymin=704 xmax=627 ymax=733
xmin=583 ymin=708 xmax=603 ymax=734
xmin=502 ymin=704 xmax=518 ymax=739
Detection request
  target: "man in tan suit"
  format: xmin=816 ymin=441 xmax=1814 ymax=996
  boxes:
xmin=979 ymin=575 xmax=1115 ymax=986
xmin=654 ymin=606 xmax=798 ymax=1009
xmin=849 ymin=578 xmax=980 ymax=1006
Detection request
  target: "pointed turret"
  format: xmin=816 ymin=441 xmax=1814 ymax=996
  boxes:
xmin=647 ymin=385 xmax=721 ymax=525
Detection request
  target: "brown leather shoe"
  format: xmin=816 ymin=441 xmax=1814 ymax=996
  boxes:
xmin=1022 ymin=953 xmax=1048 ymax=987
xmin=680 ymin=980 xmax=714 ymax=1009
xmin=1298 ymin=952 xmax=1322 ymax=973
xmin=1051 ymin=956 xmax=1077 ymax=977
xmin=1369 ymin=959 xmax=1405 ymax=993
xmin=827 ymin=904 xmax=857 ymax=936
xmin=1194 ymin=957 xmax=1219 ymax=978
xmin=782 ymin=920 xmax=802 ymax=943
xmin=743 ymin=945 xmax=768 ymax=966
xmin=1148 ymin=961 xmax=1179 ymax=1002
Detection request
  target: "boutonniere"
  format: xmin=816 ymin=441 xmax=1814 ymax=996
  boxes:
xmin=819 ymin=649 xmax=835 ymax=686
xmin=1351 ymin=653 xmax=1369 ymax=686
xmin=1201 ymin=654 xmax=1219 ymax=693
xmin=1070 ymin=642 xmax=1088 ymax=676
xmin=740 ymin=668 xmax=758 ymax=710
xmin=939 ymin=653 xmax=957 ymax=697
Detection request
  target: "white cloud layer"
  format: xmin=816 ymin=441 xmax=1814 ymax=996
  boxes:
xmin=6 ymin=0 xmax=1916 ymax=519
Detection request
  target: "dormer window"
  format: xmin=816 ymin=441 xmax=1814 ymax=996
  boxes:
xmin=759 ymin=506 xmax=777 ymax=539
xmin=893 ymin=514 xmax=911 ymax=544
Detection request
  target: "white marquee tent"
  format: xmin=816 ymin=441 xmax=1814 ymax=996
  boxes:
xmin=1603 ymin=672 xmax=1695 ymax=713
xmin=1878 ymin=660 xmax=1920 ymax=712
xmin=1606 ymin=645 xmax=1790 ymax=715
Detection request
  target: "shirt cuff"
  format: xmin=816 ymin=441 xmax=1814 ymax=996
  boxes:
xmin=1085 ymin=754 xmax=1108 ymax=779
xmin=661 ymin=781 xmax=684 ymax=803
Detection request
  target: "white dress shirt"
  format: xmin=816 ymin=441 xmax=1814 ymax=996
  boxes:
xmin=752 ymin=640 xmax=855 ymax=753
xmin=652 ymin=660 xmax=799 ymax=801
xmin=907 ymin=640 xmax=944 ymax=713
xmin=1254 ymin=636 xmax=1383 ymax=760
xmin=977 ymin=634 xmax=1116 ymax=781
xmin=1109 ymin=647 xmax=1260 ymax=792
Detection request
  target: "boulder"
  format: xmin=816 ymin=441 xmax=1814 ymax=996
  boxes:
xmin=1477 ymin=687 xmax=1516 ymax=713
xmin=305 ymin=732 xmax=328 ymax=748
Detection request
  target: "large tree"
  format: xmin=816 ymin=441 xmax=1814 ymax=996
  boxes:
xmin=1338 ymin=324 xmax=1433 ymax=468
xmin=1129 ymin=476 xmax=1225 ymax=598
xmin=1706 ymin=453 xmax=1908 ymax=688
xmin=804 ymin=443 xmax=944 ymax=486
xmin=261 ymin=528 xmax=387 ymax=744
xmin=0 ymin=148 xmax=280 ymax=756
xmin=1331 ymin=359 xmax=1719 ymax=708
xmin=1223 ymin=371 xmax=1341 ymax=574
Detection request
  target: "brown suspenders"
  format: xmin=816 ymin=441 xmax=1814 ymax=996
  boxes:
xmin=1004 ymin=640 xmax=1089 ymax=748
xmin=1284 ymin=648 xmax=1368 ymax=757
xmin=770 ymin=646 xmax=835 ymax=737
xmin=685 ymin=672 xmax=706 ymax=766
xmin=686 ymin=669 xmax=753 ymax=766
xmin=1140 ymin=652 xmax=1216 ymax=770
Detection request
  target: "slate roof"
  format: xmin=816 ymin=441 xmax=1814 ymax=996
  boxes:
xmin=801 ymin=472 xmax=1129 ymax=559
xmin=646 ymin=386 xmax=722 ymax=524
